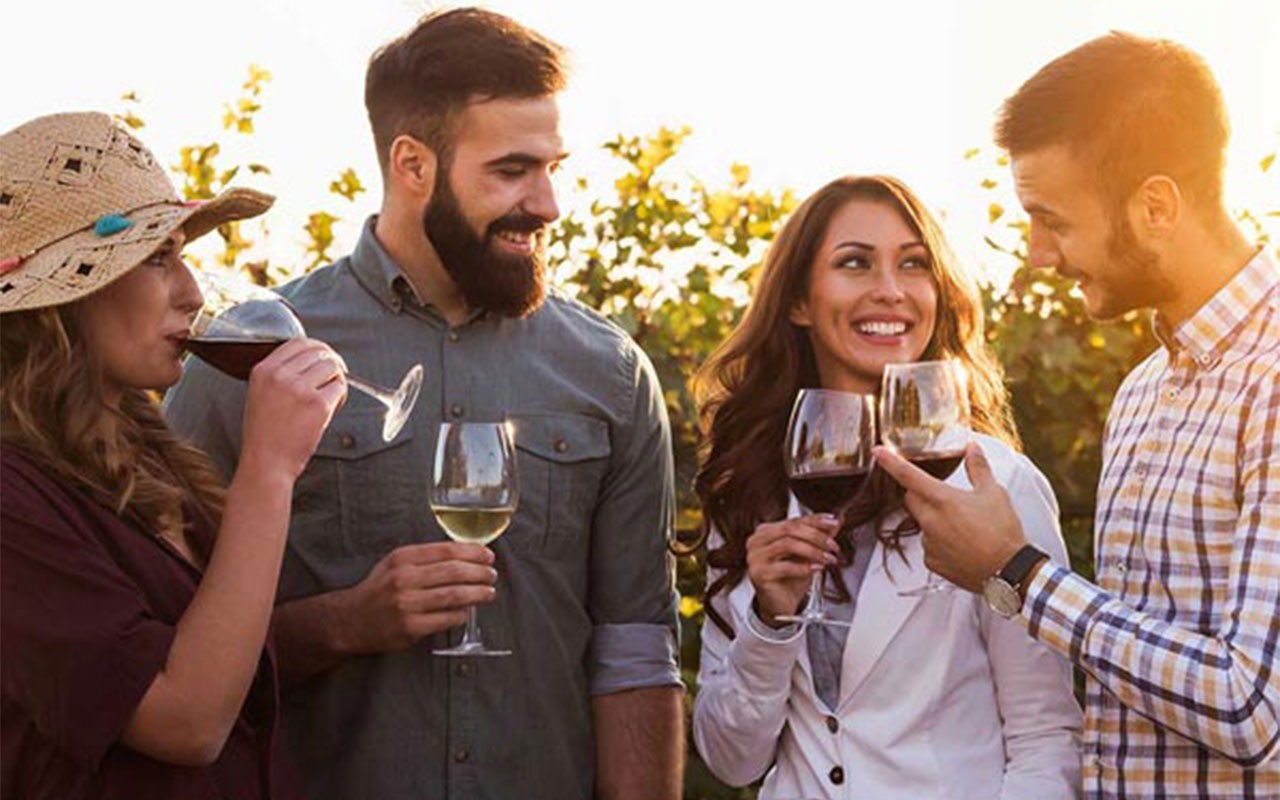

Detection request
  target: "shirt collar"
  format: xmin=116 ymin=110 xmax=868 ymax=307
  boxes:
xmin=349 ymin=215 xmax=489 ymax=327
xmin=1152 ymin=247 xmax=1277 ymax=368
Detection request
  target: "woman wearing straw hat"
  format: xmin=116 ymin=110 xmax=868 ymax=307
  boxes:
xmin=0 ymin=112 xmax=345 ymax=798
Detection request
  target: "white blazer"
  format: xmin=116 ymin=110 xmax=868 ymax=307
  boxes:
xmin=693 ymin=434 xmax=1082 ymax=799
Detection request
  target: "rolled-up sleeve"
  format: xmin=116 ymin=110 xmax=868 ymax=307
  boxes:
xmin=586 ymin=343 xmax=681 ymax=695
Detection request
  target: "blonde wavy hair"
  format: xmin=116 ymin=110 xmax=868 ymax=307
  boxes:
xmin=1 ymin=304 xmax=225 ymax=544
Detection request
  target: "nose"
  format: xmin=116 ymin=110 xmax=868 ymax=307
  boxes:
xmin=523 ymin=172 xmax=560 ymax=224
xmin=869 ymin=264 xmax=906 ymax=304
xmin=1027 ymin=220 xmax=1061 ymax=270
xmin=174 ymin=258 xmax=204 ymax=317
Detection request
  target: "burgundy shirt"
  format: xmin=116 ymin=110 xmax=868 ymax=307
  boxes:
xmin=1 ymin=448 xmax=294 ymax=800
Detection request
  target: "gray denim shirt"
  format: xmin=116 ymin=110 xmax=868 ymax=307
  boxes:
xmin=164 ymin=218 xmax=681 ymax=800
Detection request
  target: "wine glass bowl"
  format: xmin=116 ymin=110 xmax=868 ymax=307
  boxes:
xmin=430 ymin=421 xmax=518 ymax=657
xmin=183 ymin=267 xmax=423 ymax=442
xmin=775 ymin=389 xmax=876 ymax=627
xmin=880 ymin=360 xmax=971 ymax=595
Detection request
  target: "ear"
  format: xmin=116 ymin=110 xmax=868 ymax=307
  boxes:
xmin=788 ymin=297 xmax=812 ymax=327
xmin=387 ymin=135 xmax=439 ymax=202
xmin=1130 ymin=175 xmax=1181 ymax=240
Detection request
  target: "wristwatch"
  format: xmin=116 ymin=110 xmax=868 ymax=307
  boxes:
xmin=982 ymin=544 xmax=1049 ymax=619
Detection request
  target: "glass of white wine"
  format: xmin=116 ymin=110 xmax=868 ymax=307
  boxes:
xmin=430 ymin=420 xmax=519 ymax=657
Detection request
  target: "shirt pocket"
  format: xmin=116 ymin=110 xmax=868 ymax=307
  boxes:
xmin=508 ymin=413 xmax=612 ymax=558
xmin=289 ymin=406 xmax=420 ymax=575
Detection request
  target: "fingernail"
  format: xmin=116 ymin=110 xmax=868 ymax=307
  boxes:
xmin=825 ymin=553 xmax=838 ymax=564
xmin=816 ymin=513 xmax=838 ymax=523
xmin=827 ymin=539 xmax=840 ymax=552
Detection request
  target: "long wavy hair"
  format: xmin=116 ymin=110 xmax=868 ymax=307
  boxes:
xmin=1 ymin=304 xmax=225 ymax=551
xmin=692 ymin=175 xmax=1019 ymax=636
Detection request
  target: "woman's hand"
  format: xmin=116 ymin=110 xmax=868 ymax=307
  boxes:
xmin=746 ymin=515 xmax=841 ymax=627
xmin=239 ymin=338 xmax=347 ymax=484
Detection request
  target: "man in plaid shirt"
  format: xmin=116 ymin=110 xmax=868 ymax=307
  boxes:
xmin=874 ymin=32 xmax=1278 ymax=800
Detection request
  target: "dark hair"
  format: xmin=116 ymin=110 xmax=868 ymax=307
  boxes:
xmin=995 ymin=31 xmax=1229 ymax=215
xmin=365 ymin=7 xmax=568 ymax=173
xmin=692 ymin=175 xmax=1019 ymax=637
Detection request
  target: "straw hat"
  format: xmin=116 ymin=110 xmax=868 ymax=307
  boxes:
xmin=0 ymin=111 xmax=274 ymax=313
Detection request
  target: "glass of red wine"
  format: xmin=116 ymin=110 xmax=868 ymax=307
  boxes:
xmin=774 ymin=389 xmax=876 ymax=628
xmin=184 ymin=269 xmax=424 ymax=443
xmin=880 ymin=359 xmax=971 ymax=596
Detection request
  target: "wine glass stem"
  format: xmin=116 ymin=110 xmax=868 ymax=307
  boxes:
xmin=345 ymin=374 xmax=395 ymax=409
xmin=806 ymin=571 xmax=825 ymax=616
xmin=460 ymin=605 xmax=483 ymax=648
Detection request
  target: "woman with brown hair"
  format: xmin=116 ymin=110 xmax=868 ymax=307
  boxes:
xmin=0 ymin=112 xmax=345 ymax=799
xmin=691 ymin=175 xmax=1082 ymax=798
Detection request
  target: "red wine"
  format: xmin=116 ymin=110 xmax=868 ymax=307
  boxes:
xmin=183 ymin=337 xmax=286 ymax=381
xmin=788 ymin=469 xmax=870 ymax=514
xmin=910 ymin=451 xmax=965 ymax=480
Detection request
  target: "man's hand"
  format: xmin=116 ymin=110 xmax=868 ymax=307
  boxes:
xmin=342 ymin=542 xmax=498 ymax=652
xmin=872 ymin=441 xmax=1026 ymax=592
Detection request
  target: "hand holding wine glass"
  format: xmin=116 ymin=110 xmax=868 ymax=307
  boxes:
xmin=771 ymin=389 xmax=876 ymax=628
xmin=185 ymin=268 xmax=424 ymax=442
xmin=430 ymin=421 xmax=519 ymax=657
xmin=880 ymin=359 xmax=971 ymax=596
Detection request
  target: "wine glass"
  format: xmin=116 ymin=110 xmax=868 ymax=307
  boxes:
xmin=774 ymin=389 xmax=876 ymax=627
xmin=185 ymin=268 xmax=423 ymax=442
xmin=430 ymin=420 xmax=519 ymax=657
xmin=880 ymin=359 xmax=971 ymax=596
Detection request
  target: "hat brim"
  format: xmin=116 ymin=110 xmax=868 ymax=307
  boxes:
xmin=0 ymin=186 xmax=274 ymax=313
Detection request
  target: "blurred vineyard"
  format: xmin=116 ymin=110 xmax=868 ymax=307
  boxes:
xmin=131 ymin=68 xmax=1278 ymax=799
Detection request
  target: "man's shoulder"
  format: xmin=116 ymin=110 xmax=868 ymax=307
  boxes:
xmin=531 ymin=289 xmax=644 ymax=362
xmin=274 ymin=257 xmax=360 ymax=308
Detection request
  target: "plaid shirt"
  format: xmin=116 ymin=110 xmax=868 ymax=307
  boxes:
xmin=1021 ymin=249 xmax=1280 ymax=800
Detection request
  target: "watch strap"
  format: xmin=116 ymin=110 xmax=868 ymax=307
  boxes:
xmin=998 ymin=544 xmax=1049 ymax=589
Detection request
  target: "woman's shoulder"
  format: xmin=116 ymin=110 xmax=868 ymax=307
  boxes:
xmin=968 ymin=433 xmax=1050 ymax=489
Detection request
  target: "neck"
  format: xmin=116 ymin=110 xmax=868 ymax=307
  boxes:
xmin=1156 ymin=216 xmax=1257 ymax=327
xmin=374 ymin=203 xmax=471 ymax=326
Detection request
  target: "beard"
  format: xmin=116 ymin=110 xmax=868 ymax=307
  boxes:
xmin=422 ymin=170 xmax=548 ymax=319
xmin=1078 ymin=214 xmax=1176 ymax=320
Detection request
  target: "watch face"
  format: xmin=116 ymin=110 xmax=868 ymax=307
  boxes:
xmin=983 ymin=578 xmax=1022 ymax=618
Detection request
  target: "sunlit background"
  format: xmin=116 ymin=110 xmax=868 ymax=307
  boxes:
xmin=8 ymin=0 xmax=1279 ymax=285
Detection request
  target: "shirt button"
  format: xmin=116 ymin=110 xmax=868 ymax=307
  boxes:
xmin=829 ymin=765 xmax=844 ymax=785
xmin=453 ymin=748 xmax=470 ymax=763
xmin=450 ymin=404 xmax=465 ymax=419
xmin=553 ymin=438 xmax=569 ymax=454
xmin=338 ymin=432 xmax=356 ymax=450
xmin=1112 ymin=560 xmax=1127 ymax=574
xmin=1199 ymin=353 xmax=1213 ymax=366
xmin=826 ymin=715 xmax=839 ymax=734
xmin=448 ymin=331 xmax=460 ymax=343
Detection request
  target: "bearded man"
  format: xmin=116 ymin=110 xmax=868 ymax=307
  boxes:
xmin=165 ymin=9 xmax=683 ymax=800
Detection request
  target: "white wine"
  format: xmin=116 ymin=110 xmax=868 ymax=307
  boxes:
xmin=432 ymin=506 xmax=515 ymax=545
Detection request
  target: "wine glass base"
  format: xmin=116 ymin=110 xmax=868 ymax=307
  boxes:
xmin=432 ymin=642 xmax=512 ymax=657
xmin=380 ymin=364 xmax=424 ymax=443
xmin=897 ymin=581 xmax=956 ymax=598
xmin=773 ymin=611 xmax=852 ymax=628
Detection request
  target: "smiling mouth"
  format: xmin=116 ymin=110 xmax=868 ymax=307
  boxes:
xmin=494 ymin=230 xmax=538 ymax=250
xmin=855 ymin=320 xmax=911 ymax=337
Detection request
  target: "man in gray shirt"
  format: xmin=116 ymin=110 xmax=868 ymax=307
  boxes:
xmin=165 ymin=9 xmax=684 ymax=800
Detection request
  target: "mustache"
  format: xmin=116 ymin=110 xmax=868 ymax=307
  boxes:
xmin=487 ymin=212 xmax=546 ymax=237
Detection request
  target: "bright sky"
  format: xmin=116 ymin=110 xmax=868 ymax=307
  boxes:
xmin=8 ymin=0 xmax=1279 ymax=283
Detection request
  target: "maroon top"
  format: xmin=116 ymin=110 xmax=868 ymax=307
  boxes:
xmin=1 ymin=447 xmax=294 ymax=800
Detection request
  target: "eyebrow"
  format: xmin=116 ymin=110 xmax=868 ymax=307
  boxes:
xmin=833 ymin=240 xmax=926 ymax=251
xmin=1022 ymin=202 xmax=1061 ymax=219
xmin=484 ymin=151 xmax=570 ymax=168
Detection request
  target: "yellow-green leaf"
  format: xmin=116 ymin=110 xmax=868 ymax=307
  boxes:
xmin=730 ymin=162 xmax=751 ymax=187
xmin=680 ymin=596 xmax=703 ymax=618
xmin=980 ymin=179 xmax=997 ymax=189
xmin=1088 ymin=332 xmax=1107 ymax=349
xmin=964 ymin=148 xmax=980 ymax=160
xmin=1262 ymin=154 xmax=1276 ymax=172
xmin=988 ymin=203 xmax=1004 ymax=223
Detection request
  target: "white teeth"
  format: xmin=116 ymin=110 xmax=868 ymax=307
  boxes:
xmin=857 ymin=320 xmax=908 ymax=336
xmin=498 ymin=231 xmax=532 ymax=245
